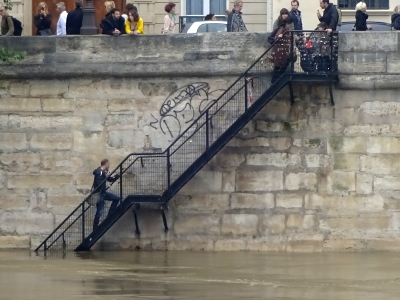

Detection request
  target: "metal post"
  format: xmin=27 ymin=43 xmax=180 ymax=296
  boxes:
xmin=205 ymin=111 xmax=210 ymax=150
xmin=81 ymin=0 xmax=98 ymax=35
xmin=62 ymin=234 xmax=66 ymax=250
xmin=166 ymin=149 xmax=171 ymax=189
xmin=81 ymin=203 xmax=85 ymax=242
xmin=119 ymin=165 xmax=123 ymax=206
xmin=161 ymin=208 xmax=169 ymax=232
xmin=329 ymin=32 xmax=334 ymax=76
xmin=290 ymin=31 xmax=295 ymax=74
xmin=244 ymin=76 xmax=248 ymax=111
xmin=133 ymin=210 xmax=140 ymax=236
xmin=288 ymin=82 xmax=295 ymax=106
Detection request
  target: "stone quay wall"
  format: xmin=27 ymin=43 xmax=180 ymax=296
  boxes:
xmin=0 ymin=32 xmax=400 ymax=251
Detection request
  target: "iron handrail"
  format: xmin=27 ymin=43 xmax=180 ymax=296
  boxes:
xmin=35 ymin=153 xmax=168 ymax=251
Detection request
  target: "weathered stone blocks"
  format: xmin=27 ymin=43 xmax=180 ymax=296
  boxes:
xmin=221 ymin=214 xmax=258 ymax=236
xmin=236 ymin=170 xmax=283 ymax=192
xmin=0 ymin=98 xmax=41 ymax=112
xmin=230 ymin=193 xmax=274 ymax=210
xmin=7 ymin=174 xmax=72 ymax=189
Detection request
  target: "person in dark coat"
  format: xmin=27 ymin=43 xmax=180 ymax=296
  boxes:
xmin=227 ymin=1 xmax=247 ymax=32
xmin=270 ymin=19 xmax=291 ymax=83
xmin=317 ymin=0 xmax=339 ymax=32
xmin=66 ymin=0 xmax=83 ymax=35
xmin=92 ymin=159 xmax=120 ymax=231
xmin=391 ymin=5 xmax=400 ymax=30
xmin=289 ymin=0 xmax=303 ymax=30
xmin=101 ymin=8 xmax=126 ymax=35
xmin=33 ymin=2 xmax=52 ymax=35
xmin=354 ymin=2 xmax=368 ymax=31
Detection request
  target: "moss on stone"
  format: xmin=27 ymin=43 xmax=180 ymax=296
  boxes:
xmin=282 ymin=122 xmax=292 ymax=132
xmin=329 ymin=137 xmax=344 ymax=151
xmin=307 ymin=138 xmax=321 ymax=148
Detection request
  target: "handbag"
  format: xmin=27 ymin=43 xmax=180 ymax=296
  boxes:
xmin=39 ymin=28 xmax=52 ymax=36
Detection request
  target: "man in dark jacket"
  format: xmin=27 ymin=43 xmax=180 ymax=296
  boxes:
xmin=289 ymin=0 xmax=303 ymax=30
xmin=317 ymin=0 xmax=338 ymax=32
xmin=66 ymin=0 xmax=83 ymax=35
xmin=92 ymin=159 xmax=120 ymax=231
xmin=101 ymin=8 xmax=126 ymax=35
xmin=227 ymin=1 xmax=247 ymax=32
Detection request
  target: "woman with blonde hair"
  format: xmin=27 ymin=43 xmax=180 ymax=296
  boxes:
xmin=33 ymin=2 xmax=52 ymax=35
xmin=392 ymin=5 xmax=400 ymax=30
xmin=354 ymin=2 xmax=368 ymax=31
xmin=104 ymin=1 xmax=116 ymax=17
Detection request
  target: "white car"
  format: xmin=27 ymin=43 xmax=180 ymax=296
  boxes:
xmin=183 ymin=21 xmax=227 ymax=33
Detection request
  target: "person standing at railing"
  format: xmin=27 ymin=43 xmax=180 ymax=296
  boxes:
xmin=317 ymin=0 xmax=338 ymax=33
xmin=92 ymin=159 xmax=120 ymax=231
xmin=289 ymin=0 xmax=302 ymax=31
xmin=273 ymin=8 xmax=294 ymax=31
xmin=162 ymin=2 xmax=177 ymax=34
xmin=126 ymin=10 xmax=144 ymax=34
xmin=354 ymin=2 xmax=369 ymax=31
xmin=227 ymin=1 xmax=247 ymax=32
xmin=66 ymin=0 xmax=84 ymax=35
xmin=56 ymin=2 xmax=67 ymax=35
xmin=391 ymin=5 xmax=400 ymax=30
xmin=270 ymin=19 xmax=291 ymax=83
xmin=33 ymin=2 xmax=53 ymax=35
xmin=0 ymin=6 xmax=14 ymax=36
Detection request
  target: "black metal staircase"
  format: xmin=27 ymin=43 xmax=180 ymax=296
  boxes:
xmin=35 ymin=31 xmax=338 ymax=252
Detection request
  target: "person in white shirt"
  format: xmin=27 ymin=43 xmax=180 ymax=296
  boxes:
xmin=56 ymin=2 xmax=68 ymax=35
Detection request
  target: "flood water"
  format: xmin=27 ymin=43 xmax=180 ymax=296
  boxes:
xmin=1 ymin=251 xmax=400 ymax=299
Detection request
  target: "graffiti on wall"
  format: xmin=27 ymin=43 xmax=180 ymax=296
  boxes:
xmin=150 ymin=82 xmax=224 ymax=139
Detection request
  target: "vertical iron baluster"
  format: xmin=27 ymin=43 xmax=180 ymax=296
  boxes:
xmin=244 ymin=75 xmax=248 ymax=111
xmin=205 ymin=111 xmax=210 ymax=150
xmin=81 ymin=202 xmax=85 ymax=242
xmin=167 ymin=148 xmax=171 ymax=189
xmin=119 ymin=165 xmax=123 ymax=206
xmin=290 ymin=31 xmax=295 ymax=74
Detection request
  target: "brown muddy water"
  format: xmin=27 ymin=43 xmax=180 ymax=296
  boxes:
xmin=0 ymin=251 xmax=400 ymax=300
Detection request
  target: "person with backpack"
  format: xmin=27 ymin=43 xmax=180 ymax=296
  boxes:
xmin=0 ymin=6 xmax=14 ymax=36
xmin=391 ymin=5 xmax=400 ymax=31
xmin=354 ymin=2 xmax=368 ymax=31
xmin=317 ymin=0 xmax=339 ymax=32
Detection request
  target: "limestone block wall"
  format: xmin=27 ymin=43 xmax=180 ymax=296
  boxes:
xmin=1 ymin=32 xmax=400 ymax=251
xmin=101 ymin=85 xmax=400 ymax=252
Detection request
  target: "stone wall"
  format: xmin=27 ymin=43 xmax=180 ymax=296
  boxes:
xmin=1 ymin=32 xmax=400 ymax=251
xmin=101 ymin=85 xmax=400 ymax=252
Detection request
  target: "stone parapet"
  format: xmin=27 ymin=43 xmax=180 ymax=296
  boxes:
xmin=0 ymin=33 xmax=267 ymax=79
xmin=338 ymin=32 xmax=400 ymax=89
